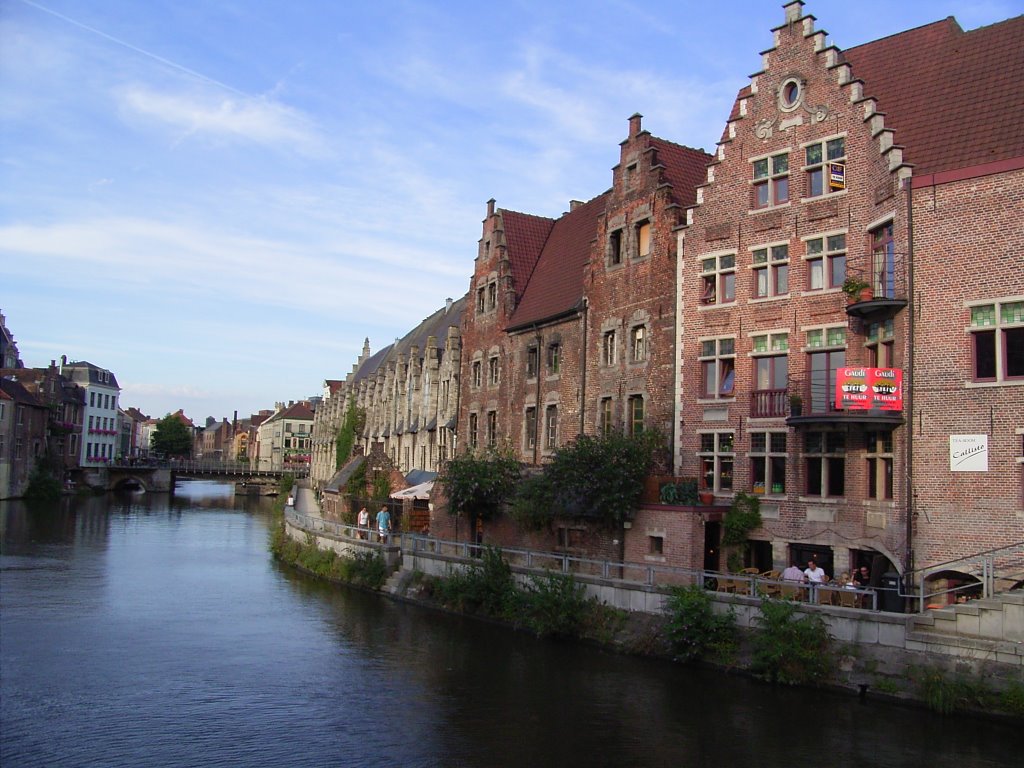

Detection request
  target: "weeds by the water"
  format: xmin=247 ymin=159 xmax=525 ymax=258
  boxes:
xmin=664 ymin=585 xmax=737 ymax=665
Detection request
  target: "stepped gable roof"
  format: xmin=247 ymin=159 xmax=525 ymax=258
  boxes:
xmin=324 ymin=380 xmax=345 ymax=395
xmin=842 ymin=15 xmax=1024 ymax=176
xmin=501 ymin=209 xmax=556 ymax=301
xmin=648 ymin=137 xmax=713 ymax=206
xmin=351 ymin=296 xmax=467 ymax=384
xmin=507 ymin=192 xmax=609 ymax=331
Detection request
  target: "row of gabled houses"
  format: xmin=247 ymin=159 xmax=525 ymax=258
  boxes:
xmin=316 ymin=1 xmax=1023 ymax=589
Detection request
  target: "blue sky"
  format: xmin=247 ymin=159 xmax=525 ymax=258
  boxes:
xmin=2 ymin=0 xmax=1020 ymax=422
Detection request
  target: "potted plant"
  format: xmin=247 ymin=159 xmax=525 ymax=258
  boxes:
xmin=789 ymin=392 xmax=803 ymax=416
xmin=841 ymin=275 xmax=872 ymax=302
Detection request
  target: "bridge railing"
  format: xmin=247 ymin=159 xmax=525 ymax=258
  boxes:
xmin=111 ymin=459 xmax=307 ymax=477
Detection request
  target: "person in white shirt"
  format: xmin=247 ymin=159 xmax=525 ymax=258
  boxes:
xmin=804 ymin=561 xmax=827 ymax=583
xmin=782 ymin=563 xmax=805 ymax=581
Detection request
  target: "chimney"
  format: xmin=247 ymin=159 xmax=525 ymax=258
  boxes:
xmin=628 ymin=112 xmax=643 ymax=138
xmin=569 ymin=200 xmax=583 ymax=211
xmin=486 ymin=198 xmax=496 ymax=217
xmin=445 ymin=297 xmax=453 ymax=313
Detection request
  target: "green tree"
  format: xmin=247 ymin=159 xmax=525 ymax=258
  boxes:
xmin=516 ymin=430 xmax=661 ymax=528
xmin=152 ymin=414 xmax=193 ymax=457
xmin=440 ymin=447 xmax=521 ymax=525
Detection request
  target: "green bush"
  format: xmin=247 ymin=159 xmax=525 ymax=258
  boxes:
xmin=664 ymin=584 xmax=737 ymax=664
xmin=433 ymin=546 xmax=516 ymax=616
xmin=999 ymin=681 xmax=1024 ymax=717
xmin=517 ymin=571 xmax=591 ymax=638
xmin=751 ymin=598 xmax=832 ymax=684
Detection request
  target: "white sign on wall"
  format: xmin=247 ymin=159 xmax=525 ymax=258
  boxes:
xmin=950 ymin=434 xmax=988 ymax=472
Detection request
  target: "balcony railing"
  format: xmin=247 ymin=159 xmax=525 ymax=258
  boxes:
xmin=750 ymin=388 xmax=787 ymax=418
xmin=844 ymin=250 xmax=908 ymax=320
xmin=786 ymin=375 xmax=904 ymax=426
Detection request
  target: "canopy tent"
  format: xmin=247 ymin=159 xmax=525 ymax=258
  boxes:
xmin=390 ymin=480 xmax=434 ymax=500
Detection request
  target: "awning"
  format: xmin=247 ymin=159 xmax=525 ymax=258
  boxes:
xmin=390 ymin=480 xmax=434 ymax=500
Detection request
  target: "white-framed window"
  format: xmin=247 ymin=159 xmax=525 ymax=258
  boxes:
xmin=636 ymin=220 xmax=651 ymax=259
xmin=805 ymin=327 xmax=847 ymax=413
xmin=699 ymin=432 xmax=734 ymax=492
xmin=602 ymin=330 xmax=617 ymax=366
xmin=489 ymin=356 xmax=500 ymax=385
xmin=752 ymin=152 xmax=789 ymax=209
xmin=804 ymin=136 xmax=846 ymax=198
xmin=865 ymin=430 xmax=894 ymax=500
xmin=804 ymin=431 xmax=845 ymax=497
xmin=486 ymin=410 xmax=497 ymax=448
xmin=630 ymin=325 xmax=647 ymax=362
xmin=752 ymin=244 xmax=789 ymax=298
xmin=805 ymin=233 xmax=846 ymax=290
xmin=487 ymin=281 xmax=497 ymax=310
xmin=700 ymin=253 xmax=736 ymax=305
xmin=547 ymin=342 xmax=561 ymax=375
xmin=544 ymin=405 xmax=558 ymax=450
xmin=750 ymin=431 xmax=787 ymax=495
xmin=526 ymin=345 xmax=539 ymax=379
xmin=628 ymin=394 xmax=644 ymax=436
xmin=699 ymin=337 xmax=735 ymax=399
xmin=472 ymin=360 xmax=482 ymax=389
xmin=468 ymin=413 xmax=479 ymax=449
xmin=866 ymin=319 xmax=895 ymax=368
xmin=599 ymin=397 xmax=613 ymax=436
xmin=750 ymin=332 xmax=789 ymax=418
xmin=524 ymin=406 xmax=536 ymax=450
xmin=968 ymin=299 xmax=1024 ymax=383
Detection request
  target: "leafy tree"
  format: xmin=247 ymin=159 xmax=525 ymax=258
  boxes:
xmin=152 ymin=414 xmax=193 ymax=457
xmin=439 ymin=447 xmax=521 ymax=523
xmin=518 ymin=430 xmax=662 ymax=528
xmin=335 ymin=398 xmax=365 ymax=470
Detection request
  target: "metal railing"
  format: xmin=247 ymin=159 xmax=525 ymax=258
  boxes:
xmin=906 ymin=541 xmax=1024 ymax=612
xmin=281 ymin=513 xmax=889 ymax=611
xmin=113 ymin=459 xmax=308 ymax=478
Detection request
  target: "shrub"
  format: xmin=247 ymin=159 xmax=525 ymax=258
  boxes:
xmin=664 ymin=585 xmax=737 ymax=664
xmin=517 ymin=571 xmax=591 ymax=638
xmin=751 ymin=598 xmax=832 ymax=684
xmin=433 ymin=546 xmax=516 ymax=616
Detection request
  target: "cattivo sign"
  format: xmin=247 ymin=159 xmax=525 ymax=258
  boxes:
xmin=950 ymin=435 xmax=988 ymax=472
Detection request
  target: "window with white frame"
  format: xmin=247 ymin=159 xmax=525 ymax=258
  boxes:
xmin=969 ymin=300 xmax=1024 ymax=382
xmin=699 ymin=337 xmax=735 ymax=399
xmin=476 ymin=286 xmax=486 ymax=312
xmin=752 ymin=152 xmax=789 ymax=209
xmin=525 ymin=406 xmax=536 ymax=450
xmin=750 ymin=431 xmax=787 ymax=495
xmin=472 ymin=360 xmax=482 ymax=388
xmin=489 ymin=356 xmax=500 ymax=385
xmin=526 ymin=345 xmax=539 ymax=379
xmin=630 ymin=325 xmax=647 ymax=362
xmin=804 ymin=136 xmax=845 ymax=198
xmin=865 ymin=430 xmax=894 ymax=500
xmin=487 ymin=281 xmax=497 ymax=310
xmin=804 ymin=431 xmax=845 ymax=497
xmin=805 ymin=233 xmax=846 ymax=290
xmin=628 ymin=394 xmax=644 ymax=436
xmin=602 ymin=330 xmax=617 ymax=366
xmin=636 ymin=220 xmax=651 ymax=259
xmin=752 ymin=244 xmax=789 ymax=298
xmin=544 ymin=405 xmax=558 ymax=450
xmin=699 ymin=432 xmax=734 ymax=492
xmin=806 ymin=327 xmax=846 ymax=412
xmin=486 ymin=410 xmax=497 ymax=448
xmin=700 ymin=253 xmax=736 ymax=305
xmin=866 ymin=319 xmax=895 ymax=368
xmin=547 ymin=342 xmax=561 ymax=375
xmin=468 ymin=413 xmax=478 ymax=449
xmin=751 ymin=333 xmax=788 ymax=417
xmin=599 ymin=397 xmax=613 ymax=436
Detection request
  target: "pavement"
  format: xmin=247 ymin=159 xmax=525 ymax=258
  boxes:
xmin=291 ymin=480 xmax=321 ymax=518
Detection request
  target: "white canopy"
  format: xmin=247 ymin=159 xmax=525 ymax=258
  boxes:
xmin=390 ymin=480 xmax=434 ymax=500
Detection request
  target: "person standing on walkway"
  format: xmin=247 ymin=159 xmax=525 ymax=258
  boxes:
xmin=376 ymin=506 xmax=391 ymax=545
xmin=357 ymin=507 xmax=369 ymax=539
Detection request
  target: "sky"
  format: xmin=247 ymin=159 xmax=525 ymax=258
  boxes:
xmin=2 ymin=0 xmax=1021 ymax=423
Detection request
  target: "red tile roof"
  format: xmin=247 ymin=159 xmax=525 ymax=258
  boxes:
xmin=507 ymin=193 xmax=609 ymax=330
xmin=843 ymin=15 xmax=1024 ymax=176
xmin=501 ymin=210 xmax=555 ymax=301
xmin=649 ymin=137 xmax=713 ymax=206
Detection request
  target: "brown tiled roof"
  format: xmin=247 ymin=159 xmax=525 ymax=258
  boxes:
xmin=279 ymin=402 xmax=314 ymax=421
xmin=843 ymin=15 xmax=1024 ymax=175
xmin=649 ymin=137 xmax=713 ymax=206
xmin=501 ymin=210 xmax=555 ymax=301
xmin=507 ymin=193 xmax=609 ymax=330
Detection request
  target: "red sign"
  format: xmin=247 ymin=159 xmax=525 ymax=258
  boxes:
xmin=835 ymin=368 xmax=903 ymax=411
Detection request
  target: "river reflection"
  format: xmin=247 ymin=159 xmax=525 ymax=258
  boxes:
xmin=1 ymin=482 xmax=1019 ymax=768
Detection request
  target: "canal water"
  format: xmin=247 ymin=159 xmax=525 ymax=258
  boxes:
xmin=1 ymin=481 xmax=1018 ymax=767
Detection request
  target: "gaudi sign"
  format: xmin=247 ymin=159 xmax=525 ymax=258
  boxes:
xmin=950 ymin=435 xmax=988 ymax=472
xmin=835 ymin=367 xmax=903 ymax=411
